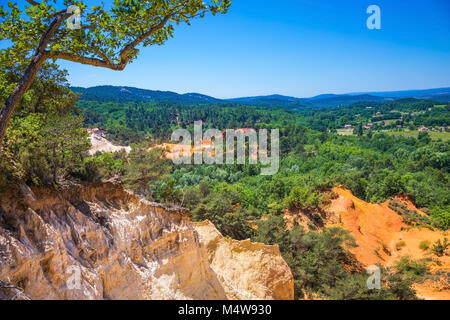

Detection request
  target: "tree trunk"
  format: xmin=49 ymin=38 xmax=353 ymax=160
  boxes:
xmin=0 ymin=53 xmax=47 ymax=144
xmin=0 ymin=8 xmax=69 ymax=146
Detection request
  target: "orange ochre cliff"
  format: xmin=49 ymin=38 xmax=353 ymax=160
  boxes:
xmin=327 ymin=187 xmax=449 ymax=300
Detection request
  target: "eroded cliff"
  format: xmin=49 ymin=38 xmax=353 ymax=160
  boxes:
xmin=194 ymin=220 xmax=294 ymax=300
xmin=0 ymin=182 xmax=293 ymax=300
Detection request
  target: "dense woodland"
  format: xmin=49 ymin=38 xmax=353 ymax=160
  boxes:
xmin=1 ymin=62 xmax=449 ymax=299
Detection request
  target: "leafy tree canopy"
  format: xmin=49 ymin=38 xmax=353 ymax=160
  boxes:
xmin=0 ymin=0 xmax=231 ymax=70
xmin=0 ymin=0 xmax=231 ymax=144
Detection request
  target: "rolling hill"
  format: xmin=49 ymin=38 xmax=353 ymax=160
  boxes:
xmin=71 ymin=85 xmax=450 ymax=108
xmin=349 ymin=87 xmax=450 ymax=100
xmin=71 ymin=86 xmax=221 ymax=104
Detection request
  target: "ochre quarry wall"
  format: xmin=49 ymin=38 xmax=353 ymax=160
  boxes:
xmin=0 ymin=182 xmax=293 ymax=300
xmin=194 ymin=220 xmax=294 ymax=300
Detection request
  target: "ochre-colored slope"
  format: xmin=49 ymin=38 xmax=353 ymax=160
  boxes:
xmin=327 ymin=187 xmax=406 ymax=266
xmin=327 ymin=187 xmax=449 ymax=300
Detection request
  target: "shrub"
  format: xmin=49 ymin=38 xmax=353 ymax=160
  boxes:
xmin=394 ymin=256 xmax=427 ymax=280
xmin=313 ymin=213 xmax=323 ymax=224
xmin=388 ymin=201 xmax=432 ymax=227
xmin=419 ymin=240 xmax=431 ymax=251
xmin=396 ymin=241 xmax=406 ymax=250
xmin=431 ymin=238 xmax=449 ymax=257
xmin=430 ymin=207 xmax=450 ymax=231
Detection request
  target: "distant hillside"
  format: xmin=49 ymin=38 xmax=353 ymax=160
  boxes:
xmin=71 ymin=86 xmax=221 ymax=104
xmin=227 ymin=95 xmax=308 ymax=109
xmin=349 ymin=87 xmax=450 ymax=100
xmin=226 ymin=93 xmax=387 ymax=108
xmin=430 ymin=94 xmax=450 ymax=103
xmin=301 ymin=94 xmax=388 ymax=107
xmin=228 ymin=94 xmax=302 ymax=103
xmin=71 ymin=85 xmax=450 ymax=108
xmin=229 ymin=88 xmax=450 ymax=108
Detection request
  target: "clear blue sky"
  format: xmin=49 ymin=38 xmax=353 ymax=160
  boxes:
xmin=55 ymin=1 xmax=450 ymax=98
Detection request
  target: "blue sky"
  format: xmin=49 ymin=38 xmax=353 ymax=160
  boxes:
xmin=42 ymin=1 xmax=450 ymax=98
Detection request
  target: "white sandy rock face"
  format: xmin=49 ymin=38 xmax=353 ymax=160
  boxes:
xmin=88 ymin=132 xmax=131 ymax=155
xmin=193 ymin=221 xmax=294 ymax=300
xmin=0 ymin=183 xmax=294 ymax=300
xmin=0 ymin=183 xmax=225 ymax=300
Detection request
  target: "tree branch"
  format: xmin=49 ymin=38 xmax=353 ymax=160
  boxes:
xmin=0 ymin=9 xmax=72 ymax=144
xmin=119 ymin=13 xmax=174 ymax=62
xmin=92 ymin=46 xmax=111 ymax=63
xmin=46 ymin=51 xmax=126 ymax=70
xmin=25 ymin=0 xmax=40 ymax=6
xmin=36 ymin=11 xmax=71 ymax=55
xmin=48 ymin=12 xmax=176 ymax=71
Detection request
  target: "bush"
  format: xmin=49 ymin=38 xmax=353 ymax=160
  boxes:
xmin=396 ymin=241 xmax=406 ymax=250
xmin=430 ymin=207 xmax=450 ymax=230
xmin=284 ymin=186 xmax=320 ymax=210
xmin=394 ymin=256 xmax=427 ymax=280
xmin=388 ymin=201 xmax=432 ymax=227
xmin=325 ymin=269 xmax=418 ymax=300
xmin=419 ymin=240 xmax=431 ymax=251
xmin=6 ymin=114 xmax=90 ymax=185
xmin=431 ymin=238 xmax=449 ymax=257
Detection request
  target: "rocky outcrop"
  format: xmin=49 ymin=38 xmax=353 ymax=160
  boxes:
xmin=0 ymin=182 xmax=293 ymax=300
xmin=0 ymin=280 xmax=31 ymax=300
xmin=194 ymin=221 xmax=294 ymax=300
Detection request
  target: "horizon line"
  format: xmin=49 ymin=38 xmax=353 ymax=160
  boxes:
xmin=70 ymin=84 xmax=450 ymax=101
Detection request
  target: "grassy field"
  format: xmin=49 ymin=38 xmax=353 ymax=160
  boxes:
xmin=387 ymin=130 xmax=450 ymax=141
xmin=337 ymin=128 xmax=354 ymax=136
xmin=374 ymin=119 xmax=399 ymax=125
